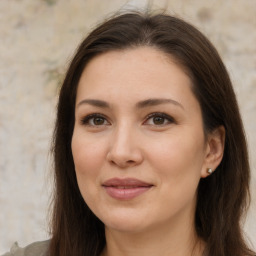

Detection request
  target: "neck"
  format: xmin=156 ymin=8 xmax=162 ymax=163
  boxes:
xmin=101 ymin=213 xmax=204 ymax=256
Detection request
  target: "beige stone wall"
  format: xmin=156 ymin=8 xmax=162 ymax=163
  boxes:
xmin=0 ymin=0 xmax=255 ymax=253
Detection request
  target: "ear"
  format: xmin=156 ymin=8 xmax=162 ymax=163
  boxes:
xmin=201 ymin=126 xmax=225 ymax=178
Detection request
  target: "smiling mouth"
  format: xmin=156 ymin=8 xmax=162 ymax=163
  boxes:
xmin=108 ymin=185 xmax=148 ymax=189
xmin=102 ymin=178 xmax=153 ymax=200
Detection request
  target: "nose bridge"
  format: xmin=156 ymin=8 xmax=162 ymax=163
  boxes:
xmin=107 ymin=120 xmax=143 ymax=167
xmin=112 ymin=121 xmax=135 ymax=153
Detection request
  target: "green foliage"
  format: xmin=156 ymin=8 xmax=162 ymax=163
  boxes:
xmin=42 ymin=0 xmax=57 ymax=6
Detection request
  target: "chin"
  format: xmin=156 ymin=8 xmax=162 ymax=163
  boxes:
xmin=105 ymin=220 xmax=148 ymax=234
xmin=99 ymin=209 xmax=160 ymax=234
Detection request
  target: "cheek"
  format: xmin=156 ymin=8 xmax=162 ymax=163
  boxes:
xmin=71 ymin=132 xmax=108 ymax=196
xmin=149 ymin=134 xmax=205 ymax=214
xmin=72 ymin=132 xmax=105 ymax=173
xmin=71 ymin=132 xmax=107 ymax=208
xmin=145 ymin=130 xmax=205 ymax=185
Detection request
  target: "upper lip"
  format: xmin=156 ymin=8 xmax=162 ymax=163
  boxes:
xmin=102 ymin=178 xmax=153 ymax=187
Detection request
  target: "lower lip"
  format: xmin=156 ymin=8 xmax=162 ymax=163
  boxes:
xmin=103 ymin=186 xmax=152 ymax=200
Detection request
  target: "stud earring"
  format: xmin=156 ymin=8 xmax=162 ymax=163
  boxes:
xmin=207 ymin=168 xmax=213 ymax=174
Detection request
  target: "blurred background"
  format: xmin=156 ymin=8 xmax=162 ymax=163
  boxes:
xmin=0 ymin=0 xmax=255 ymax=253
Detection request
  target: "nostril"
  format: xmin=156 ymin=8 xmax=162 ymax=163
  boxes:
xmin=106 ymin=148 xmax=143 ymax=168
xmin=109 ymin=159 xmax=136 ymax=168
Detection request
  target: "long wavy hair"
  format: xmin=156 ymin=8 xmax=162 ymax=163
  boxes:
xmin=48 ymin=12 xmax=255 ymax=256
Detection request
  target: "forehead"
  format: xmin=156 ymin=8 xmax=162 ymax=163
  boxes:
xmin=76 ymin=47 xmax=203 ymax=127
xmin=77 ymin=47 xmax=194 ymax=100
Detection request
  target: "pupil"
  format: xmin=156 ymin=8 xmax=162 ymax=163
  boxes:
xmin=94 ymin=117 xmax=104 ymax=125
xmin=153 ymin=116 xmax=164 ymax=124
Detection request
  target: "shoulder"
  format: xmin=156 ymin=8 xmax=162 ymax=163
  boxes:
xmin=1 ymin=240 xmax=50 ymax=256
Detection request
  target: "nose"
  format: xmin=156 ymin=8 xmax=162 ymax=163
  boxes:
xmin=106 ymin=125 xmax=143 ymax=168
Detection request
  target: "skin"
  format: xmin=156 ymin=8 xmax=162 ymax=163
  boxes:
xmin=72 ymin=47 xmax=225 ymax=256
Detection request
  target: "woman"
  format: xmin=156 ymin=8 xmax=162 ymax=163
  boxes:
xmin=3 ymin=12 xmax=255 ymax=256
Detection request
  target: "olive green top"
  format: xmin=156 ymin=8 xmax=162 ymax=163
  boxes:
xmin=1 ymin=240 xmax=49 ymax=256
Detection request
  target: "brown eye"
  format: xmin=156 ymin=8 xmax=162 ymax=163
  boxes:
xmin=152 ymin=116 xmax=165 ymax=125
xmin=81 ymin=114 xmax=110 ymax=126
xmin=93 ymin=117 xmax=105 ymax=125
xmin=144 ymin=112 xmax=175 ymax=126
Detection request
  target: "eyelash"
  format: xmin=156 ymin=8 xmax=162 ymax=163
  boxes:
xmin=80 ymin=113 xmax=109 ymax=126
xmin=80 ymin=112 xmax=175 ymax=127
xmin=144 ymin=112 xmax=175 ymax=126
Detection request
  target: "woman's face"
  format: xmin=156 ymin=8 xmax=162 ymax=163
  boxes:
xmin=72 ymin=47 xmax=209 ymax=233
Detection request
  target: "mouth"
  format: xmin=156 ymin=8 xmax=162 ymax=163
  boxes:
xmin=102 ymin=178 xmax=153 ymax=200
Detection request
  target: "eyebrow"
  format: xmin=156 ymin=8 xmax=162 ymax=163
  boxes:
xmin=76 ymin=98 xmax=184 ymax=109
xmin=135 ymin=98 xmax=184 ymax=109
xmin=77 ymin=99 xmax=110 ymax=108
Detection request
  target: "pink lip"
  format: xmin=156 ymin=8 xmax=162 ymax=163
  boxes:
xmin=102 ymin=178 xmax=153 ymax=200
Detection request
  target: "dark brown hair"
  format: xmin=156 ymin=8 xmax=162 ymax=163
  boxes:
xmin=49 ymin=12 xmax=255 ymax=256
